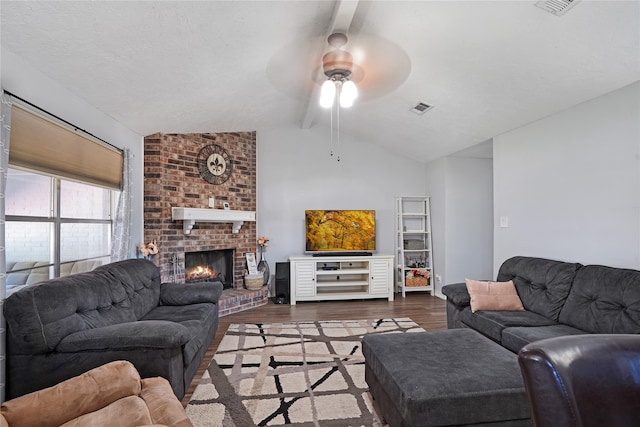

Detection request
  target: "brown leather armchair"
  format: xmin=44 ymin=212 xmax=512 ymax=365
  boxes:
xmin=518 ymin=334 xmax=640 ymax=427
xmin=1 ymin=360 xmax=192 ymax=427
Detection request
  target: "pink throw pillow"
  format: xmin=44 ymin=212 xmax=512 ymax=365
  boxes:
xmin=465 ymin=279 xmax=525 ymax=313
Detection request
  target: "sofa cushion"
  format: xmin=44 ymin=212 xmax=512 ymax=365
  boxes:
xmin=95 ymin=259 xmax=161 ymax=319
xmin=160 ymin=281 xmax=223 ymax=306
xmin=4 ymin=270 xmax=136 ymax=354
xmin=66 ymin=395 xmax=155 ymax=427
xmin=6 ymin=262 xmax=51 ymax=289
xmin=6 ymin=260 xmax=105 ymax=292
xmin=497 ymin=256 xmax=583 ymax=321
xmin=465 ymin=279 xmax=524 ymax=313
xmin=0 ymin=360 xmax=142 ymax=427
xmin=501 ymin=324 xmax=588 ymax=353
xmin=460 ymin=307 xmax=558 ymax=343
xmin=57 ymin=321 xmax=191 ymax=352
xmin=142 ymin=303 xmax=218 ymax=365
xmin=61 ymin=259 xmax=104 ymax=276
xmin=139 ymin=377 xmax=194 ymax=426
xmin=558 ymin=265 xmax=640 ymax=334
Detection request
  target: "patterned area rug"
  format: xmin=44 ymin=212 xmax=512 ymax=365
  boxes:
xmin=186 ymin=318 xmax=424 ymax=427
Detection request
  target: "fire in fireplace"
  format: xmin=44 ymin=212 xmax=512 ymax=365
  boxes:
xmin=184 ymin=249 xmax=234 ymax=289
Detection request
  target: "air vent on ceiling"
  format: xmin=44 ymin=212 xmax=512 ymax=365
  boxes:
xmin=410 ymin=102 xmax=434 ymax=115
xmin=535 ymin=0 xmax=580 ymax=16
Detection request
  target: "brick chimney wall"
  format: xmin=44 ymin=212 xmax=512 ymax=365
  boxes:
xmin=143 ymin=132 xmax=257 ymax=288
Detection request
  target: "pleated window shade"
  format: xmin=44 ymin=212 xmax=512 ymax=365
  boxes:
xmin=9 ymin=104 xmax=123 ymax=190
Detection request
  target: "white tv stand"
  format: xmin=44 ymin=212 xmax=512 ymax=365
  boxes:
xmin=288 ymin=254 xmax=394 ymax=305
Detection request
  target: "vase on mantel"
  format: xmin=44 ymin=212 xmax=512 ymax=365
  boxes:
xmin=258 ymin=249 xmax=270 ymax=286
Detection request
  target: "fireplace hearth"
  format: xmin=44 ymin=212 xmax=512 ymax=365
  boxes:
xmin=185 ymin=249 xmax=234 ymax=289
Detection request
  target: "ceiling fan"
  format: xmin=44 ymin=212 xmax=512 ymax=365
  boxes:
xmin=303 ymin=1 xmax=411 ymax=126
xmin=319 ymin=32 xmax=359 ymax=109
xmin=265 ymin=1 xmax=411 ymax=127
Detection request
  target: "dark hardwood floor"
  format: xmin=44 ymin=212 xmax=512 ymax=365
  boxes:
xmin=181 ymin=293 xmax=447 ymax=405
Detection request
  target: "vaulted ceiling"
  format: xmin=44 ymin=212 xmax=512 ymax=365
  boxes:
xmin=2 ymin=1 xmax=639 ymax=162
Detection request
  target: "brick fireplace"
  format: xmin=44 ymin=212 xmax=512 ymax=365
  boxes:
xmin=143 ymin=132 xmax=268 ymax=316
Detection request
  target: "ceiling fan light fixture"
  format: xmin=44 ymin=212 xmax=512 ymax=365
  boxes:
xmin=339 ymin=80 xmax=358 ymax=108
xmin=320 ymin=79 xmax=337 ymax=108
xmin=319 ymin=33 xmax=358 ymax=109
xmin=318 ymin=33 xmax=359 ymax=162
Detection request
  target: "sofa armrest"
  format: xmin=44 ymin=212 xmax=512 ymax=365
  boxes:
xmin=0 ymin=360 xmax=140 ymax=427
xmin=140 ymin=377 xmax=193 ymax=427
xmin=441 ymin=282 xmax=471 ymax=307
xmin=160 ymin=281 xmax=223 ymax=306
xmin=56 ymin=321 xmax=190 ymax=352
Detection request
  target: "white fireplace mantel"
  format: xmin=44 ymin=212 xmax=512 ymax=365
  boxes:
xmin=171 ymin=207 xmax=256 ymax=235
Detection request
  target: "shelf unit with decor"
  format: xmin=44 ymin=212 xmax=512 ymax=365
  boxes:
xmin=395 ymin=196 xmax=434 ymax=297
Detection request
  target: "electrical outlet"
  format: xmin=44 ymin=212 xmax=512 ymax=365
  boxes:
xmin=436 ymin=274 xmax=442 ymax=283
xmin=208 ymin=197 xmax=215 ymax=208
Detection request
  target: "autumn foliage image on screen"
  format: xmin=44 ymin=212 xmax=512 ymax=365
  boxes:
xmin=305 ymin=210 xmax=376 ymax=253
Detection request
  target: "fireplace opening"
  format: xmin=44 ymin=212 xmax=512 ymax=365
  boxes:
xmin=185 ymin=249 xmax=234 ymax=289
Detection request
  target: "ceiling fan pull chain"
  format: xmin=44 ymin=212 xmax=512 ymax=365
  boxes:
xmin=336 ymin=99 xmax=341 ymax=162
xmin=330 ymin=101 xmax=334 ymax=158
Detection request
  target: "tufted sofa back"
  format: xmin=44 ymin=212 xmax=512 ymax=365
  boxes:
xmin=497 ymin=256 xmax=583 ymax=321
xmin=4 ymin=259 xmax=161 ymax=355
xmin=558 ymin=265 xmax=640 ymax=334
xmin=93 ymin=259 xmax=161 ymax=320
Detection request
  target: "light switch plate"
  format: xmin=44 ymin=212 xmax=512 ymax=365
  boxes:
xmin=499 ymin=216 xmax=509 ymax=228
xmin=208 ymin=197 xmax=215 ymax=208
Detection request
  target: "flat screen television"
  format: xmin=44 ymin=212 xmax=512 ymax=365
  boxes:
xmin=305 ymin=210 xmax=376 ymax=255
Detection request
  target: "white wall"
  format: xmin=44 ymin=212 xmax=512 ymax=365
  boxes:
xmin=256 ymin=124 xmax=427 ymax=270
xmin=425 ymin=152 xmax=494 ymax=296
xmin=424 ymin=158 xmax=446 ymax=295
xmin=444 ymin=156 xmax=493 ymax=285
xmin=494 ymin=81 xmax=640 ymax=272
xmin=1 ymin=49 xmax=144 ymax=256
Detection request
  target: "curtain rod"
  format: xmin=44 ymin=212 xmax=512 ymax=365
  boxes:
xmin=3 ymin=90 xmax=123 ymax=153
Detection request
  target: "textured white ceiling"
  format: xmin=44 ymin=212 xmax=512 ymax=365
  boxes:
xmin=2 ymin=1 xmax=639 ymax=162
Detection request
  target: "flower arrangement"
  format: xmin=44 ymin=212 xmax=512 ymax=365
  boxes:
xmin=406 ymin=268 xmax=430 ymax=279
xmin=257 ymin=236 xmax=270 ymax=248
xmin=257 ymin=236 xmax=270 ymax=265
xmin=137 ymin=239 xmax=159 ymax=260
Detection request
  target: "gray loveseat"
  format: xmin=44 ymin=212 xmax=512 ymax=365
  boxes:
xmin=442 ymin=256 xmax=640 ymax=353
xmin=4 ymin=258 xmax=223 ymax=400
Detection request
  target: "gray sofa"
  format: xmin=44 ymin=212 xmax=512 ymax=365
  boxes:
xmin=442 ymin=256 xmax=640 ymax=353
xmin=4 ymin=258 xmax=223 ymax=400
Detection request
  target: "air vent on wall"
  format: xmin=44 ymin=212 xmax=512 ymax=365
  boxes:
xmin=410 ymin=102 xmax=434 ymax=115
xmin=535 ymin=0 xmax=580 ymax=16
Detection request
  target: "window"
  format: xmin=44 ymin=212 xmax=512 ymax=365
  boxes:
xmin=5 ymin=168 xmax=117 ymax=292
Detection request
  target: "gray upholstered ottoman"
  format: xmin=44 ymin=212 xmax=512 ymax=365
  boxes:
xmin=362 ymin=329 xmax=531 ymax=427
